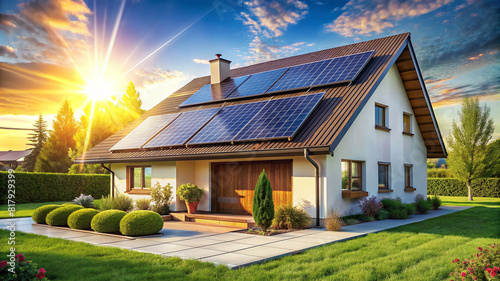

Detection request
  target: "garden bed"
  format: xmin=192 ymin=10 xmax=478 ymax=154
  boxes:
xmin=236 ymin=227 xmax=304 ymax=236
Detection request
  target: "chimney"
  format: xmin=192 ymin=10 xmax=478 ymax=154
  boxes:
xmin=209 ymin=54 xmax=231 ymax=84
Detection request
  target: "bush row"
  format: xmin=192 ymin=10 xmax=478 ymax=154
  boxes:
xmin=428 ymin=178 xmax=500 ymax=198
xmin=0 ymin=172 xmax=109 ymax=203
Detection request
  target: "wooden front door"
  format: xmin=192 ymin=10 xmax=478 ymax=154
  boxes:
xmin=211 ymin=160 xmax=293 ymax=214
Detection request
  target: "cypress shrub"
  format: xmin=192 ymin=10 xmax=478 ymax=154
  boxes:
xmin=0 ymin=172 xmax=109 ymax=203
xmin=252 ymin=169 xmax=275 ymax=232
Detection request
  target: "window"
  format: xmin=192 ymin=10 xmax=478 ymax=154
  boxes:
xmin=342 ymin=160 xmax=363 ymax=191
xmin=378 ymin=162 xmax=390 ymax=190
xmin=403 ymin=113 xmax=412 ymax=134
xmin=375 ymin=103 xmax=389 ymax=130
xmin=127 ymin=166 xmax=151 ymax=192
xmin=405 ymin=164 xmax=413 ymax=188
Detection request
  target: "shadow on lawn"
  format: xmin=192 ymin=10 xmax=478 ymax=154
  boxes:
xmin=385 ymin=206 xmax=500 ymax=239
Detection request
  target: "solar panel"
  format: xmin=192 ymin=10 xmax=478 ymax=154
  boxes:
xmin=110 ymin=113 xmax=180 ymax=151
xmin=233 ymin=93 xmax=324 ymax=142
xmin=226 ymin=68 xmax=288 ymax=99
xmin=310 ymin=50 xmax=374 ymax=87
xmin=266 ymin=60 xmax=331 ymax=93
xmin=188 ymin=101 xmax=266 ymax=145
xmin=143 ymin=108 xmax=220 ymax=148
xmin=179 ymin=76 xmax=249 ymax=107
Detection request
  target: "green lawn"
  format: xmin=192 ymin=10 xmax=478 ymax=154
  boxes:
xmin=0 ymin=200 xmax=102 ymax=219
xmin=0 ymin=197 xmax=499 ymax=280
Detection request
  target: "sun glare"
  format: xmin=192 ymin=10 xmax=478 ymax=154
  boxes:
xmin=83 ymin=79 xmax=114 ymax=101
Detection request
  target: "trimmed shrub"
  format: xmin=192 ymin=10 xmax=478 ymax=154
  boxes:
xmin=376 ymin=209 xmax=390 ymax=220
xmin=73 ymin=194 xmax=94 ymax=208
xmin=135 ymin=198 xmax=151 ymax=210
xmin=389 ymin=209 xmax=408 ymax=219
xmin=415 ymin=194 xmax=431 ymax=214
xmin=0 ymin=171 xmax=109 ymax=203
xmin=32 ymin=205 xmax=61 ymax=224
xmin=272 ymin=205 xmax=311 ymax=230
xmin=427 ymin=195 xmax=442 ymax=210
xmin=403 ymin=203 xmax=416 ymax=216
xmin=326 ymin=208 xmax=342 ymax=231
xmin=111 ymin=194 xmax=134 ymax=211
xmin=91 ymin=210 xmax=127 ymax=233
xmin=427 ymin=168 xmax=454 ymax=178
xmin=358 ymin=196 xmax=382 ymax=218
xmin=151 ymin=182 xmax=173 ymax=215
xmin=427 ymin=178 xmax=499 ymax=197
xmin=252 ymin=170 xmax=275 ymax=232
xmin=68 ymin=208 xmax=99 ymax=230
xmin=119 ymin=210 xmax=164 ymax=236
xmin=46 ymin=205 xmax=84 ymax=226
xmin=345 ymin=218 xmax=359 ymax=225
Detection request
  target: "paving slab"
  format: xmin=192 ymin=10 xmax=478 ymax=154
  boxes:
xmin=102 ymin=239 xmax=164 ymax=249
xmin=233 ymin=245 xmax=292 ymax=258
xmin=163 ymin=248 xmax=225 ymax=259
xmin=171 ymin=237 xmax=226 ymax=248
xmin=200 ymin=252 xmax=263 ymax=268
xmin=66 ymin=234 xmax=131 ymax=245
xmin=202 ymin=241 xmax=254 ymax=252
xmin=133 ymin=243 xmax=193 ymax=254
xmin=266 ymin=240 xmax=319 ymax=251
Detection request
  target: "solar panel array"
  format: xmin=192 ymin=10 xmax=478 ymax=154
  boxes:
xmin=233 ymin=93 xmax=324 ymax=141
xmin=143 ymin=108 xmax=220 ymax=148
xmin=179 ymin=50 xmax=374 ymax=108
xmin=179 ymin=75 xmax=249 ymax=107
xmin=110 ymin=113 xmax=179 ymax=151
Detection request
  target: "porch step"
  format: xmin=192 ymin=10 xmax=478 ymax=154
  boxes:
xmin=170 ymin=213 xmax=256 ymax=228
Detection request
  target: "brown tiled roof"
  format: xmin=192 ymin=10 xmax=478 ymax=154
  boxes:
xmin=0 ymin=150 xmax=30 ymax=162
xmin=76 ymin=33 xmax=446 ymax=164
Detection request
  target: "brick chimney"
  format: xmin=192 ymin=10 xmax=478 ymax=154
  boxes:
xmin=209 ymin=54 xmax=231 ymax=84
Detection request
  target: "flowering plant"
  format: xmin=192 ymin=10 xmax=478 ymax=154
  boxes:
xmin=358 ymin=196 xmax=383 ymax=218
xmin=450 ymin=244 xmax=499 ymax=281
xmin=0 ymin=254 xmax=48 ymax=280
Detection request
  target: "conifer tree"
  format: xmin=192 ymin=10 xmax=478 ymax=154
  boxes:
xmin=252 ymin=169 xmax=275 ymax=231
xmin=23 ymin=114 xmax=48 ymax=172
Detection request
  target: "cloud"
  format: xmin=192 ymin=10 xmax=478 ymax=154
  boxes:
xmin=239 ymin=0 xmax=308 ymax=38
xmin=326 ymin=0 xmax=453 ymax=37
xmin=134 ymin=67 xmax=189 ymax=89
xmin=0 ymin=45 xmax=18 ymax=58
xmin=243 ymin=36 xmax=308 ymax=64
xmin=193 ymin=58 xmax=209 ymax=64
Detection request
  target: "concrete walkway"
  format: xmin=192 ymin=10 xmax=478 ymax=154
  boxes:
xmin=1 ymin=206 xmax=469 ymax=269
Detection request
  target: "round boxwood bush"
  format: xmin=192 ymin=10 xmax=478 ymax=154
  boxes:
xmin=46 ymin=205 xmax=84 ymax=226
xmin=120 ymin=210 xmax=163 ymax=236
xmin=32 ymin=205 xmax=62 ymax=224
xmin=91 ymin=210 xmax=127 ymax=233
xmin=68 ymin=208 xmax=100 ymax=230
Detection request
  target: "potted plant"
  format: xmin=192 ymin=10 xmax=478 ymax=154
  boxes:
xmin=177 ymin=183 xmax=204 ymax=214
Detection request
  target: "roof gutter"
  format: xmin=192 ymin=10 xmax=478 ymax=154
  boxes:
xmin=304 ymin=148 xmax=320 ymax=227
xmin=100 ymin=163 xmax=115 ymax=198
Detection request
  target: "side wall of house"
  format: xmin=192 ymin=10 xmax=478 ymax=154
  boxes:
xmin=326 ymin=64 xmax=427 ymax=215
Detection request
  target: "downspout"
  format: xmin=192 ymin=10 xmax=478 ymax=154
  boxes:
xmin=101 ymin=163 xmax=115 ymax=198
xmin=304 ymin=148 xmax=320 ymax=227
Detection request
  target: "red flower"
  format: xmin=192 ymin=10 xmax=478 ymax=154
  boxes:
xmin=461 ymin=272 xmax=467 ymax=277
xmin=39 ymin=268 xmax=46 ymax=273
xmin=454 ymin=258 xmax=460 ymax=263
xmin=0 ymin=261 xmax=7 ymax=268
xmin=477 ymin=247 xmax=482 ymax=252
xmin=35 ymin=272 xmax=45 ymax=280
xmin=491 ymin=272 xmax=497 ymax=277
xmin=473 ymin=277 xmax=477 ymax=280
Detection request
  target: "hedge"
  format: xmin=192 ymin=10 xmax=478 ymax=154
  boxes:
xmin=0 ymin=172 xmax=109 ymax=203
xmin=427 ymin=169 xmax=454 ymax=178
xmin=427 ymin=178 xmax=500 ymax=198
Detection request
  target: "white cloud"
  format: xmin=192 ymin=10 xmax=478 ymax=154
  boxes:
xmin=192 ymin=58 xmax=209 ymax=64
xmin=134 ymin=67 xmax=189 ymax=89
xmin=326 ymin=0 xmax=453 ymax=37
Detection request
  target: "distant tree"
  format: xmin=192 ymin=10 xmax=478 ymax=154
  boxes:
xmin=252 ymin=169 xmax=275 ymax=232
xmin=23 ymin=114 xmax=48 ymax=172
xmin=35 ymin=100 xmax=78 ymax=173
xmin=119 ymin=81 xmax=145 ymax=127
xmin=485 ymin=139 xmax=500 ymax=177
xmin=447 ymin=97 xmax=494 ymax=200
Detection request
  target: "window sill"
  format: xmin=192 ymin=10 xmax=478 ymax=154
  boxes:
xmin=342 ymin=190 xmax=369 ymax=198
xmin=375 ymin=125 xmax=391 ymax=132
xmin=125 ymin=189 xmax=151 ymax=195
xmin=378 ymin=189 xmax=394 ymax=193
xmin=402 ymin=132 xmax=414 ymax=136
xmin=404 ymin=187 xmax=416 ymax=192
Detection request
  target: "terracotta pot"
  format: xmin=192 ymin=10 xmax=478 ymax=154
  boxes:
xmin=187 ymin=201 xmax=199 ymax=214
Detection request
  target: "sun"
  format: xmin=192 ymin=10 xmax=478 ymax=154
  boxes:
xmin=83 ymin=78 xmax=115 ymax=101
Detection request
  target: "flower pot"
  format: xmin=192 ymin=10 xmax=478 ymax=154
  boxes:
xmin=187 ymin=201 xmax=199 ymax=214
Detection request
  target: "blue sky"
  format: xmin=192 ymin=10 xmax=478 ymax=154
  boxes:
xmin=0 ymin=0 xmax=498 ymax=150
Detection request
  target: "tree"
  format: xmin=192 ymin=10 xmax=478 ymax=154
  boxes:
xmin=485 ymin=139 xmax=500 ymax=177
xmin=119 ymin=81 xmax=145 ymax=127
xmin=447 ymin=97 xmax=494 ymax=201
xmin=23 ymin=114 xmax=48 ymax=172
xmin=35 ymin=100 xmax=78 ymax=173
xmin=252 ymin=169 xmax=275 ymax=231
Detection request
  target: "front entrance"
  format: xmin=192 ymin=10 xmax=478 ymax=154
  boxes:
xmin=211 ymin=160 xmax=293 ymax=214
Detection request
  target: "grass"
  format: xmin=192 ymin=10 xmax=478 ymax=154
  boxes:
xmin=0 ymin=200 xmax=102 ymax=218
xmin=0 ymin=196 xmax=499 ymax=280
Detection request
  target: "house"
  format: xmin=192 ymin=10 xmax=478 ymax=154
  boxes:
xmin=0 ymin=150 xmax=31 ymax=171
xmin=75 ymin=33 xmax=446 ymax=226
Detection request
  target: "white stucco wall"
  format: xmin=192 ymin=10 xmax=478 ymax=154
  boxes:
xmin=326 ymin=64 xmax=427 ymax=215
